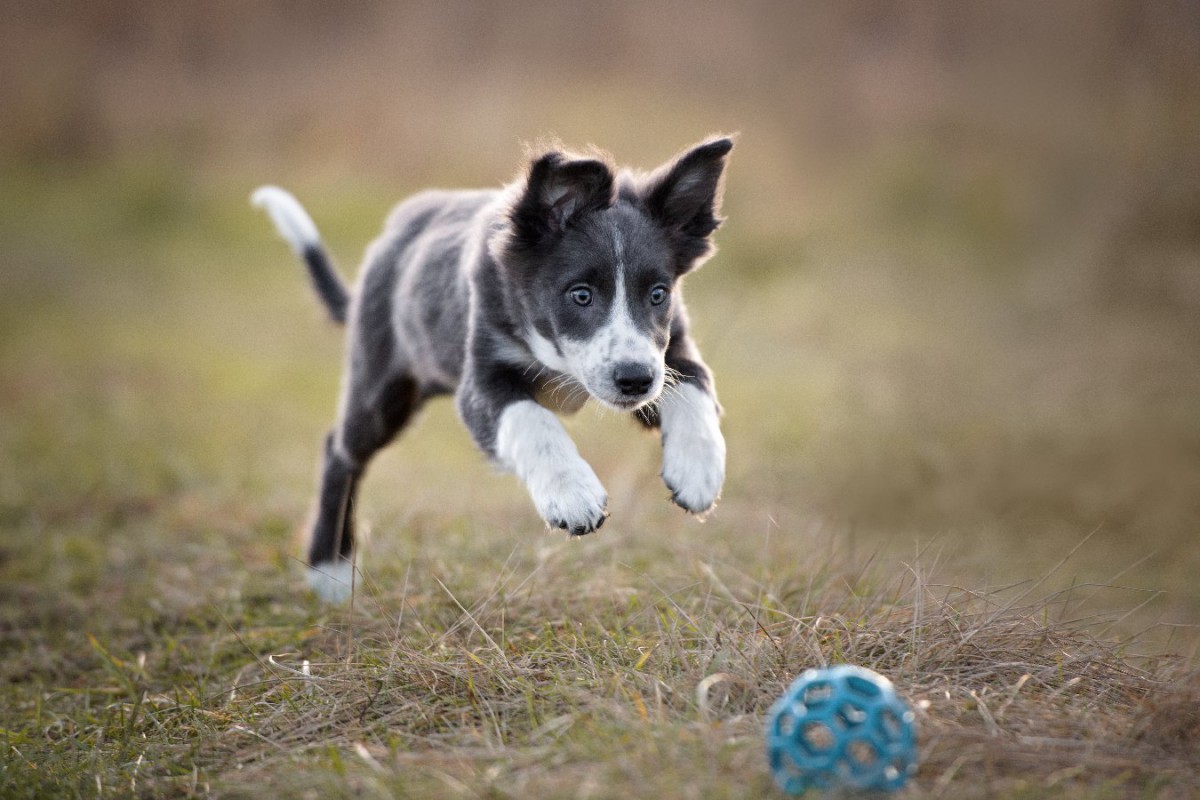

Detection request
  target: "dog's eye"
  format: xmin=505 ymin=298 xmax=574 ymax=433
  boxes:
xmin=649 ymin=285 xmax=669 ymax=306
xmin=568 ymin=286 xmax=593 ymax=307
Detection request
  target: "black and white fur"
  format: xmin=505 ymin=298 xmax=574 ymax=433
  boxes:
xmin=253 ymin=137 xmax=732 ymax=602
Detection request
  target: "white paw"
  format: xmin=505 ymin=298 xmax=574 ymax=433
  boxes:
xmin=660 ymin=383 xmax=726 ymax=514
xmin=495 ymin=400 xmax=609 ymax=536
xmin=307 ymin=560 xmax=354 ymax=603
xmin=529 ymin=456 xmax=609 ymax=535
xmin=662 ymin=428 xmax=726 ymax=513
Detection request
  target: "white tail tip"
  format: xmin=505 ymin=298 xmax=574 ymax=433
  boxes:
xmin=252 ymin=185 xmax=320 ymax=255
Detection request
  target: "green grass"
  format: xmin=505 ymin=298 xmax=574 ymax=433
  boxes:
xmin=2 ymin=157 xmax=1199 ymax=798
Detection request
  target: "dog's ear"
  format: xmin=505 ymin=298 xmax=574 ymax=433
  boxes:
xmin=642 ymin=137 xmax=733 ymax=267
xmin=510 ymin=152 xmax=615 ymax=245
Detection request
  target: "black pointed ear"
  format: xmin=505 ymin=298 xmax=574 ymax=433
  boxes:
xmin=643 ymin=137 xmax=733 ymax=240
xmin=510 ymin=152 xmax=615 ymax=245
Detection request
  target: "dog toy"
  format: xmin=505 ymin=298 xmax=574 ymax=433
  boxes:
xmin=765 ymin=665 xmax=917 ymax=794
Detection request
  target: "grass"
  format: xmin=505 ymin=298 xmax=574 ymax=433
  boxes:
xmin=1 ymin=155 xmax=1199 ymax=798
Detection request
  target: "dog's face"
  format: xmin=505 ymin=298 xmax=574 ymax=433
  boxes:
xmin=495 ymin=138 xmax=732 ymax=411
xmin=523 ymin=206 xmax=675 ymax=410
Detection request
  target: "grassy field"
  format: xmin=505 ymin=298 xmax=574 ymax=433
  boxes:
xmin=1 ymin=142 xmax=1198 ymax=799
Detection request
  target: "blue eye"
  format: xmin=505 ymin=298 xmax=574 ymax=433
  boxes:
xmin=649 ymin=285 xmax=669 ymax=306
xmin=569 ymin=286 xmax=593 ymax=306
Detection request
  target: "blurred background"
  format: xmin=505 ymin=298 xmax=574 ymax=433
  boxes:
xmin=2 ymin=2 xmax=1198 ymax=639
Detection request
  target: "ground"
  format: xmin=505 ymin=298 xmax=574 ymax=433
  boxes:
xmin=1 ymin=154 xmax=1198 ymax=798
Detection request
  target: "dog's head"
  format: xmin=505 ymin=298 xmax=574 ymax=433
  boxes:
xmin=493 ymin=137 xmax=733 ymax=411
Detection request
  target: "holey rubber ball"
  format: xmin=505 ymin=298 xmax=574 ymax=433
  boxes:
xmin=765 ymin=665 xmax=917 ymax=794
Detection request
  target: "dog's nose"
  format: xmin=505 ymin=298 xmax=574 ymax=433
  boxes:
xmin=613 ymin=362 xmax=655 ymax=396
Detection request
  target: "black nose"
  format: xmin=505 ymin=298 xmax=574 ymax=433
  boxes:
xmin=613 ymin=362 xmax=655 ymax=396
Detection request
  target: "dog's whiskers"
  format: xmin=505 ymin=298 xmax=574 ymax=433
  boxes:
xmin=524 ymin=362 xmax=550 ymax=383
xmin=540 ymin=372 xmax=589 ymax=410
xmin=545 ymin=373 xmax=576 ymax=393
xmin=663 ymin=366 xmax=691 ymax=385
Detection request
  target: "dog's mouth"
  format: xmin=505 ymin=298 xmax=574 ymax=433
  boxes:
xmin=606 ymin=395 xmax=653 ymax=412
xmin=591 ymin=382 xmax=663 ymax=413
xmin=555 ymin=358 xmax=664 ymax=413
xmin=536 ymin=375 xmax=658 ymax=413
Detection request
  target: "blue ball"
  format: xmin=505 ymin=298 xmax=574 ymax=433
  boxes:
xmin=765 ymin=665 xmax=917 ymax=794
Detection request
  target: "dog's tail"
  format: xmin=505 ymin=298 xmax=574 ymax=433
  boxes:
xmin=251 ymin=185 xmax=349 ymax=325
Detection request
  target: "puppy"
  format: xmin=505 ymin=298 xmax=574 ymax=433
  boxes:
xmin=253 ymin=137 xmax=732 ymax=601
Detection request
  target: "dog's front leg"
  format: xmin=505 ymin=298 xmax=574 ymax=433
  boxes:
xmin=460 ymin=368 xmax=609 ymax=534
xmin=659 ymin=382 xmax=726 ymax=514
xmin=494 ymin=400 xmax=609 ymax=535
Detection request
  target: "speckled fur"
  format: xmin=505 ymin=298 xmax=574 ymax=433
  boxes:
xmin=253 ymin=137 xmax=733 ymax=601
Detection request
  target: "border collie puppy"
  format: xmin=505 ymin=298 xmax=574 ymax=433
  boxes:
xmin=253 ymin=137 xmax=732 ymax=601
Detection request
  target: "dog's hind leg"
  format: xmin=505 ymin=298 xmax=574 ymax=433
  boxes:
xmin=306 ymin=432 xmax=360 ymax=601
xmin=307 ymin=371 xmax=419 ymax=602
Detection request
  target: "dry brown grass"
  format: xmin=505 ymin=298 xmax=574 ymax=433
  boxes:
xmin=54 ymin=543 xmax=1194 ymax=799
xmin=3 ymin=5 xmax=1200 ymax=796
xmin=3 ymin=152 xmax=1199 ymax=798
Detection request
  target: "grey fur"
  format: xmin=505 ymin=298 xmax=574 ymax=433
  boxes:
xmin=254 ymin=137 xmax=733 ymax=595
